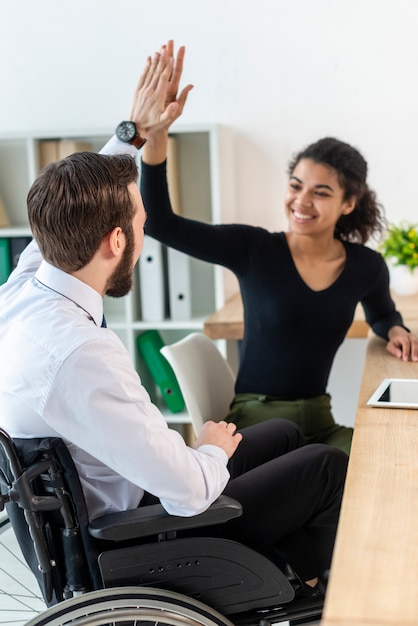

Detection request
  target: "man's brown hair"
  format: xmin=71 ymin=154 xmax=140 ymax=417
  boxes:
xmin=27 ymin=152 xmax=139 ymax=272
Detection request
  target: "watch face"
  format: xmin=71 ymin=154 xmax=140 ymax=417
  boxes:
xmin=116 ymin=121 xmax=137 ymax=143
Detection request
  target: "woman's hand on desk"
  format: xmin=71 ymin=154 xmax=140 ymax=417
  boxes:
xmin=387 ymin=326 xmax=418 ymax=362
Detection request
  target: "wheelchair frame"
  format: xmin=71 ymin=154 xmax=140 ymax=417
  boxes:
xmin=0 ymin=428 xmax=323 ymax=626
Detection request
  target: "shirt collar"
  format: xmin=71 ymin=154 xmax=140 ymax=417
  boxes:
xmin=35 ymin=260 xmax=104 ymax=327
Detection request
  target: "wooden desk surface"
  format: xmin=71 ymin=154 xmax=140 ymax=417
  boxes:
xmin=204 ymin=292 xmax=418 ymax=340
xmin=321 ymin=323 xmax=418 ymax=626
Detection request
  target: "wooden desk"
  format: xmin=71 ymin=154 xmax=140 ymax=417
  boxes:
xmin=204 ymin=292 xmax=418 ymax=340
xmin=321 ymin=323 xmax=418 ymax=626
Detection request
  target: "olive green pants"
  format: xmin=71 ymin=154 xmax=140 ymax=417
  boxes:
xmin=225 ymin=393 xmax=353 ymax=455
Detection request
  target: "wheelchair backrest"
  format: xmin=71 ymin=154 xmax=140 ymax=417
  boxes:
xmin=0 ymin=429 xmax=102 ymax=606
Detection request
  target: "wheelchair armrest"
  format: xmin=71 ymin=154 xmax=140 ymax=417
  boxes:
xmin=88 ymin=495 xmax=242 ymax=542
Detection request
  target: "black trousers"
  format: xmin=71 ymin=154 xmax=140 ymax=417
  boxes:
xmin=144 ymin=419 xmax=348 ymax=581
xmin=218 ymin=419 xmax=348 ymax=581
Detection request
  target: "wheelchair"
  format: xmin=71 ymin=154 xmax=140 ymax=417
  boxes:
xmin=0 ymin=427 xmax=323 ymax=626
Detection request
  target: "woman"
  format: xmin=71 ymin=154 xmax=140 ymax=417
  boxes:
xmin=137 ymin=43 xmax=418 ymax=455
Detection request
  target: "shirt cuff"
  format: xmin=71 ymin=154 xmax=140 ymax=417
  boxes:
xmin=196 ymin=444 xmax=229 ymax=466
xmin=100 ymin=135 xmax=138 ymax=157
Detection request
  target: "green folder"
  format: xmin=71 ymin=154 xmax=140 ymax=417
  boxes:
xmin=137 ymin=330 xmax=185 ymax=413
xmin=0 ymin=238 xmax=11 ymax=285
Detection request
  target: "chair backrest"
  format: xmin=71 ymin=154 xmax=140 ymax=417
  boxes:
xmin=161 ymin=333 xmax=236 ymax=435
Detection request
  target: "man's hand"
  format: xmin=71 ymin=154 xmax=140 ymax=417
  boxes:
xmin=193 ymin=420 xmax=242 ymax=459
xmin=387 ymin=326 xmax=418 ymax=361
xmin=129 ymin=40 xmax=193 ymax=138
xmin=161 ymin=40 xmax=193 ymax=123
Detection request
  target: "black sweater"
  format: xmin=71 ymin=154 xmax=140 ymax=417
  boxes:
xmin=141 ymin=160 xmax=404 ymax=399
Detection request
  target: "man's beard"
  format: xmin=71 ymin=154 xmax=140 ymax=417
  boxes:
xmin=105 ymin=232 xmax=135 ymax=298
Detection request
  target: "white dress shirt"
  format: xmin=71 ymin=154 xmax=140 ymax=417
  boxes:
xmin=0 ymin=238 xmax=229 ymax=521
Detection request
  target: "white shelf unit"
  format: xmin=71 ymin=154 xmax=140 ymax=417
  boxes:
xmin=0 ymin=124 xmax=235 ymax=434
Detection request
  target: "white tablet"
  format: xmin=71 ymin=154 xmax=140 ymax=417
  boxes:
xmin=367 ymin=378 xmax=418 ymax=409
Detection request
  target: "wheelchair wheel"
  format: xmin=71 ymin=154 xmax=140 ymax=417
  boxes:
xmin=24 ymin=586 xmax=234 ymax=626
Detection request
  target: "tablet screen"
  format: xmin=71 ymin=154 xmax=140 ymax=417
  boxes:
xmin=367 ymin=378 xmax=418 ymax=409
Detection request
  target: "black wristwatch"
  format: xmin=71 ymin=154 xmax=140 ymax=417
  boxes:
xmin=115 ymin=121 xmax=146 ymax=149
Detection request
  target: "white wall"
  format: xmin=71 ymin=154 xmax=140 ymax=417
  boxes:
xmin=1 ymin=0 xmax=417 ymax=232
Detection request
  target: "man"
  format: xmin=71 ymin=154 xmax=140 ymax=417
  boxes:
xmin=0 ymin=44 xmax=347 ymax=593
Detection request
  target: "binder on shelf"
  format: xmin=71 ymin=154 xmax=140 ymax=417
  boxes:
xmin=138 ymin=235 xmax=168 ymax=321
xmin=137 ymin=330 xmax=185 ymax=413
xmin=10 ymin=236 xmax=32 ymax=271
xmin=38 ymin=140 xmax=92 ymax=169
xmin=166 ymin=136 xmax=192 ymax=320
xmin=38 ymin=141 xmax=59 ymax=169
xmin=58 ymin=140 xmax=92 ymax=159
xmin=0 ymin=194 xmax=10 ymax=228
xmin=167 ymin=247 xmax=192 ymax=320
xmin=0 ymin=238 xmax=11 ymax=285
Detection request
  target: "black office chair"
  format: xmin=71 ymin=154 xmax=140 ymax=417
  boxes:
xmin=0 ymin=428 xmax=323 ymax=626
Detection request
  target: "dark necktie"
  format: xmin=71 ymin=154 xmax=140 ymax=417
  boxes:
xmin=101 ymin=315 xmax=107 ymax=328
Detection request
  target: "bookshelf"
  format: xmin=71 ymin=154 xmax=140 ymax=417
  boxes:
xmin=0 ymin=125 xmax=235 ymax=434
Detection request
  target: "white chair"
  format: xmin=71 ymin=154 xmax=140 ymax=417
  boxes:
xmin=161 ymin=333 xmax=236 ymax=435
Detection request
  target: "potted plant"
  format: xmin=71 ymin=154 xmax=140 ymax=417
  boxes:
xmin=379 ymin=222 xmax=418 ymax=295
